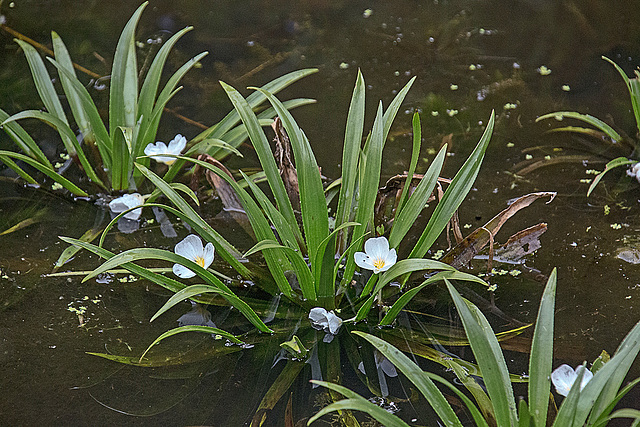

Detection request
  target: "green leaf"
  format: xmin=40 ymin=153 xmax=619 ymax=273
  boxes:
xmin=0 ymin=107 xmax=51 ymax=167
xmin=583 ymin=319 xmax=640 ymax=424
xmin=308 ymin=380 xmax=410 ymax=427
xmin=3 ymin=109 xmax=106 ymax=189
xmin=528 ymin=268 xmax=556 ymax=427
xmin=603 ymin=56 xmax=640 ymax=137
xmin=135 ymin=163 xmax=252 ymax=278
xmin=163 ymin=69 xmax=318 ymax=182
xmin=243 ymin=239 xmax=315 ymax=301
xmin=51 ymin=32 xmax=92 ymax=143
xmin=355 ymin=258 xmax=456 ymax=321
xmin=335 ymin=70 xmax=365 ymax=252
xmin=239 ymin=170 xmax=303 ymax=251
xmin=343 ymin=103 xmax=385 ymax=286
xmin=536 ymin=111 xmax=622 ymax=142
xmin=389 ymin=144 xmax=447 ymax=249
xmin=14 ymin=39 xmax=76 ymax=154
xmin=425 ymin=371 xmax=490 ymax=427
xmin=409 ymin=111 xmax=494 ymax=260
xmin=587 ymin=157 xmax=636 ymax=197
xmin=446 ymin=279 xmax=518 ymax=427
xmin=54 ymin=226 xmax=104 ymax=269
xmin=220 ymin=82 xmax=299 ymax=239
xmin=396 ymin=111 xmax=422 ymax=214
xmin=0 ymin=150 xmax=88 ymax=196
xmin=139 ymin=51 xmax=209 ymax=155
xmin=353 ymin=331 xmax=463 ymax=426
xmin=253 ymin=88 xmax=330 ymax=289
xmin=379 ymin=270 xmax=488 ymax=325
xmin=139 ymin=325 xmax=243 ymax=362
xmin=82 ymin=247 xmax=273 ymax=333
xmin=164 ymin=158 xmax=297 ymax=300
xmin=109 ymin=2 xmax=144 ymax=132
xmin=138 ymin=26 xmax=193 ymax=137
xmin=46 ymin=57 xmax=112 ymax=167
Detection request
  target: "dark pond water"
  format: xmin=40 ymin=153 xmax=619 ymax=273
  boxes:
xmin=2 ymin=0 xmax=640 ymax=425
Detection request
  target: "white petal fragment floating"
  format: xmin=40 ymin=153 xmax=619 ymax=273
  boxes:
xmin=173 ymin=234 xmax=215 ymax=278
xmin=551 ymin=364 xmax=593 ymax=397
xmin=144 ymin=134 xmax=187 ymax=165
xmin=627 ymin=162 xmax=640 ymax=183
xmin=354 ymin=236 xmax=397 ymax=274
xmin=108 ymin=193 xmax=144 ymax=220
xmin=309 ymin=307 xmax=343 ymax=343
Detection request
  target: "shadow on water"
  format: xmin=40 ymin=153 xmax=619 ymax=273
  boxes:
xmin=1 ymin=0 xmax=640 ymax=424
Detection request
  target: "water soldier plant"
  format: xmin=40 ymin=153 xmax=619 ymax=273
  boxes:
xmin=0 ymin=2 xmax=316 ymax=196
xmin=61 ymin=71 xmax=519 ymax=422
xmin=537 ymin=57 xmax=640 ymax=197
xmin=310 ymin=270 xmax=640 ymax=426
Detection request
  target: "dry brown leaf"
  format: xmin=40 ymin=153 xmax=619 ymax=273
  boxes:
xmin=440 ymin=192 xmax=556 ymax=269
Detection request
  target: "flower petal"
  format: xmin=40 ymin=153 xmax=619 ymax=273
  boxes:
xmin=326 ymin=311 xmax=343 ymax=335
xmin=173 ymin=263 xmax=196 ymax=278
xmin=354 ymin=252 xmax=374 ymax=270
xmin=551 ymin=364 xmax=577 ymax=397
xmin=576 ymin=365 xmax=593 ymax=390
xmin=309 ymin=307 xmax=329 ymax=330
xmin=175 ymin=234 xmax=204 ymax=262
xmin=377 ymin=248 xmax=397 ymax=272
xmin=364 ymin=236 xmax=390 ymax=260
xmin=202 ymin=242 xmax=215 ymax=269
xmin=168 ymin=134 xmax=187 ymax=153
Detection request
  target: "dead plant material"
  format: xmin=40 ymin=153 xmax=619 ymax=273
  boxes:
xmin=440 ymin=192 xmax=556 ymax=269
xmin=374 ymin=173 xmax=453 ymax=228
xmin=272 ymin=118 xmax=301 ymax=212
xmin=191 ymin=154 xmax=254 ymax=237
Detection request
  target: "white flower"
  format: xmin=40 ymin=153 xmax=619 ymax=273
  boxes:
xmin=309 ymin=307 xmax=343 ymax=342
xmin=627 ymin=162 xmax=640 ymax=183
xmin=354 ymin=236 xmax=397 ymax=274
xmin=173 ymin=234 xmax=215 ymax=278
xmin=144 ymin=134 xmax=187 ymax=165
xmin=109 ymin=193 xmax=144 ymax=220
xmin=551 ymin=364 xmax=593 ymax=397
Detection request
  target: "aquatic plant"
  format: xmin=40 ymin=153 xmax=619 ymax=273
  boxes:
xmin=537 ymin=57 xmax=640 ymax=196
xmin=71 ymin=71 xmax=495 ymax=326
xmin=0 ymin=2 xmax=315 ymax=196
xmin=58 ymin=70 xmax=512 ymax=422
xmin=310 ymin=269 xmax=640 ymax=426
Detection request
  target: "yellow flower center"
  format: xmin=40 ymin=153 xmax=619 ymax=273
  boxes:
xmin=194 ymin=256 xmax=206 ymax=268
xmin=165 ymin=159 xmax=176 ymax=165
xmin=372 ymin=257 xmax=386 ymax=270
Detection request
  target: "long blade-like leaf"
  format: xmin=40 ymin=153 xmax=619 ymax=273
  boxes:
xmin=0 ymin=150 xmax=88 ymax=196
xmin=253 ymin=88 xmax=330 ymax=286
xmin=446 ymin=279 xmax=518 ymax=427
xmin=309 ymin=380 xmax=410 ymax=427
xmin=409 ymin=111 xmax=495 ymax=259
xmin=220 ymin=82 xmax=299 ymax=238
xmin=528 ymin=268 xmax=557 ymax=427
xmin=135 ymin=163 xmax=252 ymax=278
xmin=389 ymin=144 xmax=447 ymax=249
xmin=335 ymin=70 xmax=365 ymax=253
xmin=0 ymin=107 xmax=51 ymax=167
xmin=109 ymin=2 xmax=144 ymax=132
xmin=353 ymin=331 xmax=463 ymax=426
